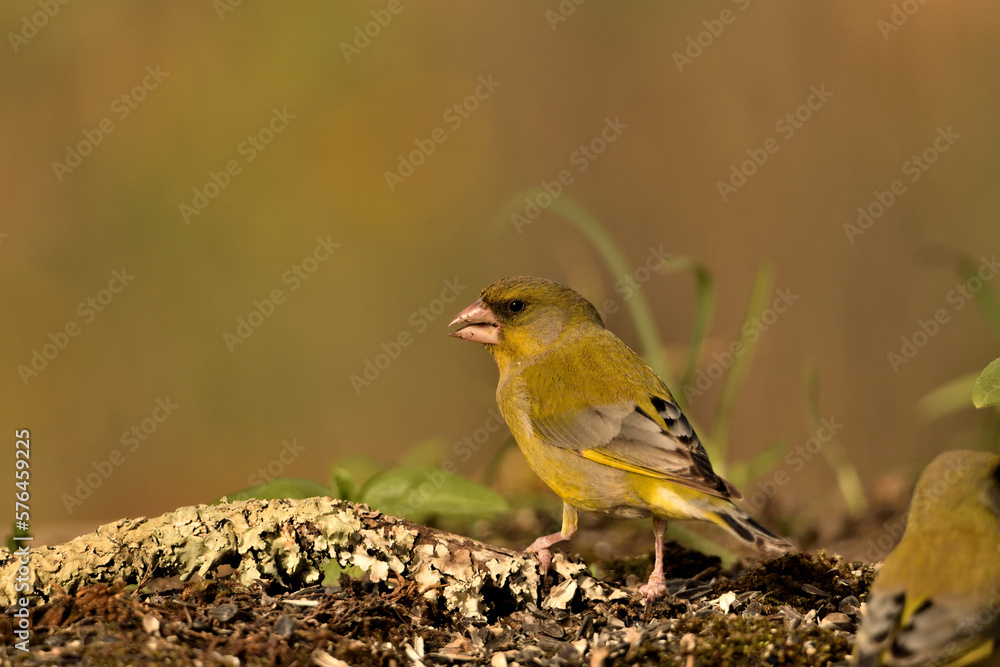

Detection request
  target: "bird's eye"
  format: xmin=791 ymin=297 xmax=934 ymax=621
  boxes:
xmin=508 ymin=300 xmax=525 ymax=313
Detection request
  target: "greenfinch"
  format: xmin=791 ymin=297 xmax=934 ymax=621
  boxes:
xmin=449 ymin=276 xmax=793 ymax=600
xmin=854 ymin=449 xmax=1000 ymax=667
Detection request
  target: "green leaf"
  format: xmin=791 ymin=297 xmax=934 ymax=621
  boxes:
xmin=220 ymin=477 xmax=331 ymax=503
xmin=359 ymin=465 xmax=508 ymax=522
xmin=331 ymin=454 xmax=384 ymax=490
xmin=917 ymin=371 xmax=981 ymax=420
xmin=330 ymin=467 xmax=357 ymax=502
xmin=973 ymin=357 xmax=1000 ymax=409
xmin=400 ymin=438 xmax=448 ymax=468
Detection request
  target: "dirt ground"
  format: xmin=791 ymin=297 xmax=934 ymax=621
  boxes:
xmin=0 ymin=503 xmax=888 ymax=667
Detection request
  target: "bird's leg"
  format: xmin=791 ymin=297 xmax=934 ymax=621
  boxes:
xmin=526 ymin=502 xmax=578 ymax=573
xmin=638 ymin=516 xmax=668 ymax=601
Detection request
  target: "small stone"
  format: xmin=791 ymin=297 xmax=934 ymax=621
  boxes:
xmin=714 ymin=591 xmax=738 ymax=613
xmin=312 ymin=649 xmax=352 ymax=667
xmin=206 ymin=652 xmax=239 ymax=667
xmin=839 ymin=595 xmax=861 ymax=616
xmin=142 ymin=615 xmax=160 ymax=636
xmin=819 ymin=612 xmax=853 ymax=631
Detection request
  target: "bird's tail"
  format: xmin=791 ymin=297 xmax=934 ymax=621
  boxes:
xmin=707 ymin=503 xmax=795 ymax=555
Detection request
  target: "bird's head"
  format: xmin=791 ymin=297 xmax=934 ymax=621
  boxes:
xmin=449 ymin=276 xmax=604 ymax=366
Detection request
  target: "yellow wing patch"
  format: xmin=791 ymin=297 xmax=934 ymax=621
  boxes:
xmin=581 ymin=448 xmax=666 ymax=479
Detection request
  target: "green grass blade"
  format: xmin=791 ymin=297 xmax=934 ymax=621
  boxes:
xmin=657 ymin=256 xmax=715 ymax=403
xmin=726 ymin=439 xmax=787 ymax=494
xmin=708 ymin=263 xmax=775 ymax=466
xmin=803 ymin=363 xmax=868 ymax=518
xmin=918 ymin=370 xmax=981 ymax=420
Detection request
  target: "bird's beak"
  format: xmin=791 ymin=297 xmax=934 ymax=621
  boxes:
xmin=449 ymin=299 xmax=500 ymax=345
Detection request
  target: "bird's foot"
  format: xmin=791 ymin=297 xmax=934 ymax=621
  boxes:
xmin=525 ymin=540 xmax=553 ymax=574
xmin=637 ymin=570 xmax=667 ymax=602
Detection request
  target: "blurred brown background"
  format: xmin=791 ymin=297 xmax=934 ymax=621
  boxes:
xmin=2 ymin=2 xmax=998 ymax=547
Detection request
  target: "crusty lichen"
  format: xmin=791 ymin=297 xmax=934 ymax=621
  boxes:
xmin=0 ymin=498 xmax=554 ymax=622
xmin=409 ymin=533 xmax=541 ymax=621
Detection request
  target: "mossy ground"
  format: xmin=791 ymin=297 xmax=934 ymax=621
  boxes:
xmin=1 ymin=541 xmax=874 ymax=666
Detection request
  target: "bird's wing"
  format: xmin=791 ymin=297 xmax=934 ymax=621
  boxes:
xmin=532 ymin=395 xmax=737 ymax=499
xmin=855 ymin=588 xmax=999 ymax=666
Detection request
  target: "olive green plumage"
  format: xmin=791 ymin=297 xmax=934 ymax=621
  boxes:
xmin=854 ymin=449 xmax=1000 ymax=667
xmin=450 ymin=276 xmax=792 ymax=599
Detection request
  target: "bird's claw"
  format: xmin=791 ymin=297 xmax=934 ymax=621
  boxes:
xmin=525 ymin=542 xmax=553 ymax=574
xmin=638 ymin=571 xmax=667 ymax=602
